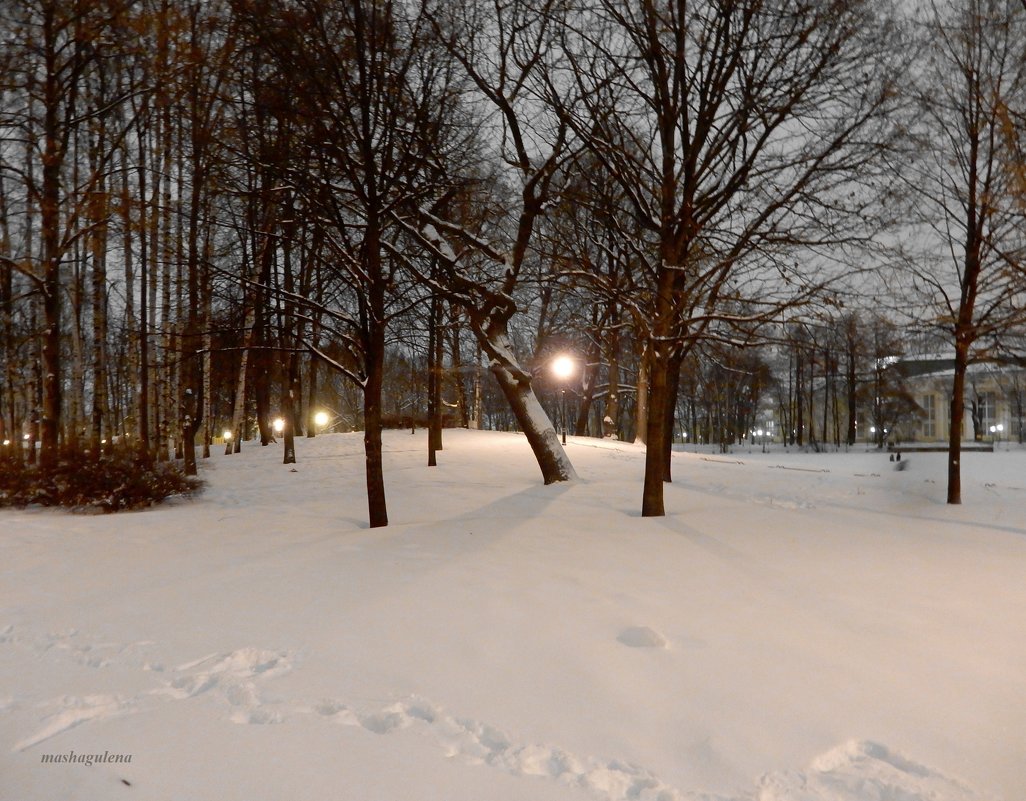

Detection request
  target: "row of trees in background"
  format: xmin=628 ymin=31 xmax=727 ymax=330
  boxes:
xmin=1 ymin=0 xmax=1023 ymax=524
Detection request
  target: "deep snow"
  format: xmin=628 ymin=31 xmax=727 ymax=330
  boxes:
xmin=1 ymin=429 xmax=1024 ymax=801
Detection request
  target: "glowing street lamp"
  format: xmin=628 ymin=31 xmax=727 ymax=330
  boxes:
xmin=314 ymin=410 xmax=329 ymax=431
xmin=551 ymin=355 xmax=575 ymax=445
xmin=552 ymin=356 xmax=574 ymax=381
xmin=272 ymin=417 xmax=285 ymax=434
xmin=223 ymin=429 xmax=233 ymax=442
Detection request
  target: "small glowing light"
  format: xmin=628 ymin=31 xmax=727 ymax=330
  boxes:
xmin=314 ymin=411 xmax=329 ymax=427
xmin=870 ymin=426 xmax=876 ymax=433
xmin=682 ymin=431 xmax=688 ymax=439
xmin=551 ymin=355 xmax=574 ymax=380
xmin=997 ymin=424 xmax=1004 ymax=432
xmin=101 ymin=439 xmax=107 ymax=444
xmin=2 ymin=439 xmax=9 ymax=446
xmin=23 ymin=433 xmax=30 ymax=441
xmin=757 ymin=429 xmax=764 ymax=437
xmin=990 ymin=425 xmax=996 ymax=433
xmin=273 ymin=417 xmax=285 ymax=433
xmin=223 ymin=430 xmax=233 ymax=441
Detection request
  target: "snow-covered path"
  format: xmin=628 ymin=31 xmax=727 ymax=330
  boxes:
xmin=2 ymin=430 xmax=1024 ymax=800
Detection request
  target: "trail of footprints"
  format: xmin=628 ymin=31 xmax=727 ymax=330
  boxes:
xmin=313 ymin=696 xmax=689 ymax=801
xmin=3 ymin=623 xmax=693 ymax=801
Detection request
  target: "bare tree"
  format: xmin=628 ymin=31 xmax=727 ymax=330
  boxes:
xmin=408 ymin=0 xmax=578 ymax=484
xmin=233 ymin=0 xmax=464 ymax=526
xmin=558 ymin=0 xmax=906 ymax=515
xmin=0 ymin=0 xmax=140 ymax=466
xmin=907 ymin=0 xmax=1026 ymax=503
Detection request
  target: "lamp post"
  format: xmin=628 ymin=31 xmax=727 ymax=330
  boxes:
xmin=552 ymin=355 xmax=574 ymax=445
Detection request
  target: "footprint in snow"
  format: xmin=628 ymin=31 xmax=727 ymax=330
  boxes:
xmin=154 ymin=647 xmax=293 ymax=725
xmin=617 ymin=626 xmax=668 ymax=649
xmin=14 ymin=694 xmax=135 ymax=752
xmin=316 ymin=695 xmax=690 ymax=801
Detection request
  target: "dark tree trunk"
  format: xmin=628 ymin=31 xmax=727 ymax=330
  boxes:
xmin=39 ymin=6 xmax=63 ymax=468
xmin=947 ymin=344 xmax=968 ymax=504
xmin=846 ymin=349 xmax=857 ymax=446
xmin=427 ymin=284 xmax=442 ymax=466
xmin=282 ymin=380 xmax=297 ymax=464
xmin=364 ymin=311 xmax=388 ymax=527
xmin=661 ymin=352 xmax=683 ymax=481
xmin=642 ymin=353 xmax=672 ymax=516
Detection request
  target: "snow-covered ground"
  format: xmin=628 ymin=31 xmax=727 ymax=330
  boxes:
xmin=2 ymin=429 xmax=1024 ymax=801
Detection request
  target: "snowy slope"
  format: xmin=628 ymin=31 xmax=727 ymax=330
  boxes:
xmin=2 ymin=429 xmax=1024 ymax=801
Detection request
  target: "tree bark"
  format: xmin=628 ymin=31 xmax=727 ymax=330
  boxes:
xmin=364 ymin=240 xmax=389 ymax=527
xmin=642 ymin=354 xmax=671 ymax=516
xmin=479 ymin=318 xmax=576 ymax=484
xmin=38 ymin=4 xmax=64 ymax=468
xmin=490 ymin=361 xmax=578 ymax=484
xmin=947 ymin=344 xmax=968 ymax=504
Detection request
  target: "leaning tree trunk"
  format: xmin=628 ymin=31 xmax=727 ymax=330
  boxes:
xmin=477 ymin=317 xmax=576 ymax=484
xmin=490 ymin=363 xmax=578 ymax=483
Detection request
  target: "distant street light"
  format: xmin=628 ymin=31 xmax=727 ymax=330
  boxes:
xmin=223 ymin=429 xmax=233 ymax=442
xmin=314 ymin=410 xmax=330 ymax=430
xmin=551 ymin=355 xmax=575 ymax=445
xmin=273 ymin=417 xmax=285 ymax=434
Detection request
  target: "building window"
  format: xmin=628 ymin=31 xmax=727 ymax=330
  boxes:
xmin=921 ymin=394 xmax=936 ymax=439
xmin=978 ymin=392 xmax=995 ymax=430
